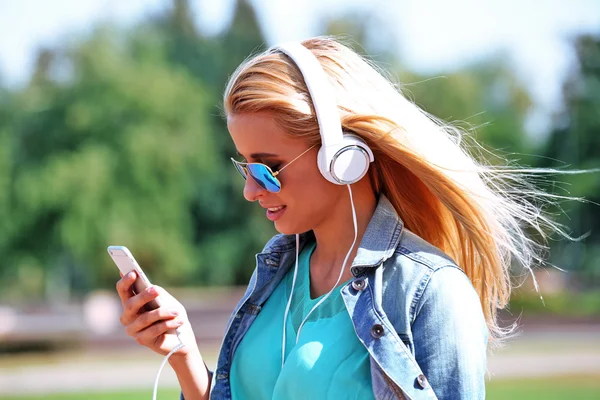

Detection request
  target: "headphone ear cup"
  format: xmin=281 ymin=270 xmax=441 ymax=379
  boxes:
xmin=320 ymin=134 xmax=374 ymax=185
xmin=317 ymin=145 xmax=340 ymax=184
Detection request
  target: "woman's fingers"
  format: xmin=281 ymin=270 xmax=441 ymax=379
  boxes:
xmin=114 ymin=276 xmax=193 ymax=356
xmin=115 ymin=271 xmax=137 ymax=303
xmin=134 ymin=318 xmax=185 ymax=346
xmin=119 ymin=285 xmax=161 ymax=325
xmin=125 ymin=306 xmax=180 ymax=336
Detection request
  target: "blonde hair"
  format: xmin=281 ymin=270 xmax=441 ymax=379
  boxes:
xmin=223 ymin=37 xmax=571 ymax=343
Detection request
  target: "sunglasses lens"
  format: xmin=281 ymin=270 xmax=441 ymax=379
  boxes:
xmin=232 ymin=160 xmax=248 ymax=179
xmin=246 ymin=164 xmax=281 ymax=193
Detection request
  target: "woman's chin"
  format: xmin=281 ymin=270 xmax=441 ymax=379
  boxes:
xmin=273 ymin=220 xmax=305 ymax=236
xmin=273 ymin=222 xmax=294 ymax=235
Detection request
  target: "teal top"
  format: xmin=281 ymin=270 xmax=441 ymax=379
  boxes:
xmin=230 ymin=242 xmax=375 ymax=400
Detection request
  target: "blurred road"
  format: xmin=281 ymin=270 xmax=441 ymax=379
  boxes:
xmin=2 ymin=323 xmax=599 ymax=396
xmin=1 ymin=289 xmax=599 ymax=396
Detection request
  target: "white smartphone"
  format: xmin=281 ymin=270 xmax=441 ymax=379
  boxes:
xmin=107 ymin=245 xmax=161 ymax=311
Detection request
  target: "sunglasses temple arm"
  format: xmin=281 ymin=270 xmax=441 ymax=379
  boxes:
xmin=275 ymin=144 xmax=317 ymax=176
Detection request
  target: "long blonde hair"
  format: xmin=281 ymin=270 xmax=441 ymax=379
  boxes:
xmin=223 ymin=37 xmax=570 ymax=343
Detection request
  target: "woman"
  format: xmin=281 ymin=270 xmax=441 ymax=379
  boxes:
xmin=116 ymin=37 xmax=564 ymax=399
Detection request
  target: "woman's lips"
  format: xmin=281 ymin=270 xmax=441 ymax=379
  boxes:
xmin=266 ymin=205 xmax=286 ymax=221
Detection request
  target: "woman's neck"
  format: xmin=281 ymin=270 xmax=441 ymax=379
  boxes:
xmin=308 ymin=184 xmax=377 ymax=291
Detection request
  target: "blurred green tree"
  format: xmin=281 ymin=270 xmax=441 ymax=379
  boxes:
xmin=0 ymin=0 xmax=272 ymax=302
xmin=4 ymin=1 xmax=591 ymax=303
xmin=398 ymin=60 xmax=533 ymax=159
xmin=145 ymin=0 xmax=273 ymax=286
xmin=325 ymin=14 xmax=534 ymax=162
xmin=537 ymin=34 xmax=600 ymax=283
xmin=3 ymin=31 xmax=217 ymax=301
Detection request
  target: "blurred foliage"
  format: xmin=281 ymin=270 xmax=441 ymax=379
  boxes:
xmin=398 ymin=60 xmax=533 ymax=158
xmin=536 ymin=35 xmax=600 ymax=282
xmin=0 ymin=1 xmax=598 ymax=303
xmin=325 ymin=14 xmax=535 ymax=158
xmin=0 ymin=0 xmax=273 ymax=302
xmin=509 ymin=289 xmax=600 ymax=318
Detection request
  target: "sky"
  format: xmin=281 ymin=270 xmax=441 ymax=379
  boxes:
xmin=0 ymin=0 xmax=599 ymax=134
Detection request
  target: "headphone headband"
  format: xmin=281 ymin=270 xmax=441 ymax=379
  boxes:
xmin=275 ymin=43 xmax=343 ymax=162
xmin=273 ymin=41 xmax=374 ymax=185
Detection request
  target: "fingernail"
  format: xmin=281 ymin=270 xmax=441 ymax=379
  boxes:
xmin=127 ymin=271 xmax=135 ymax=279
xmin=148 ymin=286 xmax=157 ymax=295
xmin=170 ymin=310 xmax=179 ymax=316
xmin=175 ymin=319 xmax=184 ymax=326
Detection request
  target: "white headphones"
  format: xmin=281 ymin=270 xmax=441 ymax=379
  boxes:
xmin=275 ymin=42 xmax=374 ymax=185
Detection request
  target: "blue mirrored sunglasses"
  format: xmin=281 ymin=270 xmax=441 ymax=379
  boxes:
xmin=231 ymin=144 xmax=316 ymax=193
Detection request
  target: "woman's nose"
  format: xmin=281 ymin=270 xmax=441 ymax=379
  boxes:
xmin=243 ymin=176 xmax=267 ymax=202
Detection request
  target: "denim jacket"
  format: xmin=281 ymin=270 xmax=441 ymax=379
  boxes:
xmin=199 ymin=195 xmax=487 ymax=400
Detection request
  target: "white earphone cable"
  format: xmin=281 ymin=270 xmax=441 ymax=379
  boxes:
xmin=281 ymin=233 xmax=301 ymax=368
xmin=295 ymin=184 xmax=358 ymax=342
xmin=152 ymin=331 xmax=185 ymax=400
xmin=281 ymin=184 xmax=358 ymax=367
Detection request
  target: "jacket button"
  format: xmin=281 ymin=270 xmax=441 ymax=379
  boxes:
xmin=351 ymin=278 xmax=366 ymax=291
xmin=370 ymin=324 xmax=385 ymax=338
xmin=416 ymin=374 xmax=429 ymax=389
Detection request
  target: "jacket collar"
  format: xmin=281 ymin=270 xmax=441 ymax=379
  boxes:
xmin=350 ymin=194 xmax=403 ymax=275
xmin=262 ymin=194 xmax=404 ymax=276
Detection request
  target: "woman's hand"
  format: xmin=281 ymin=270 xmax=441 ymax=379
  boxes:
xmin=116 ymin=271 xmax=197 ymax=357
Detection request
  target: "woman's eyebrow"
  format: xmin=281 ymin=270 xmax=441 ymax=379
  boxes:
xmin=236 ymin=151 xmax=280 ymax=159
xmin=251 ymin=152 xmax=279 ymax=159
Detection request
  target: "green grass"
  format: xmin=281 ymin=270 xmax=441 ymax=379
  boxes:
xmin=1 ymin=389 xmax=181 ymax=400
xmin=4 ymin=376 xmax=600 ymax=400
xmin=487 ymin=375 xmax=600 ymax=400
